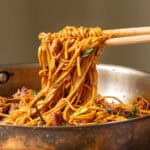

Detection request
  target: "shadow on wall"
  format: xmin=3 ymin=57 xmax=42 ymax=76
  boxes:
xmin=0 ymin=0 xmax=150 ymax=70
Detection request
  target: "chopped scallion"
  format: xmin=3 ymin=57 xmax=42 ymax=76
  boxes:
xmin=71 ymin=107 xmax=88 ymax=117
xmin=81 ymin=48 xmax=94 ymax=58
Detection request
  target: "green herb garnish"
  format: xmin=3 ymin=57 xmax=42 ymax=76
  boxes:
xmin=116 ymin=110 xmax=120 ymax=116
xmin=71 ymin=107 xmax=88 ymax=117
xmin=33 ymin=89 xmax=38 ymax=97
xmin=38 ymin=120 xmax=45 ymax=126
xmin=126 ymin=106 xmax=139 ymax=118
xmin=81 ymin=48 xmax=94 ymax=58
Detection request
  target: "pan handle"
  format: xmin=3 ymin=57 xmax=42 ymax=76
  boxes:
xmin=0 ymin=71 xmax=13 ymax=84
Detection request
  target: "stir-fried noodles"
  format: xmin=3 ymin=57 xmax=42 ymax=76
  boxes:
xmin=0 ymin=26 xmax=149 ymax=126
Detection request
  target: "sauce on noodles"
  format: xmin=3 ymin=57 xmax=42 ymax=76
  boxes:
xmin=0 ymin=26 xmax=149 ymax=126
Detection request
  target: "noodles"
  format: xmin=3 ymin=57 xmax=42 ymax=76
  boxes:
xmin=0 ymin=26 xmax=150 ymax=126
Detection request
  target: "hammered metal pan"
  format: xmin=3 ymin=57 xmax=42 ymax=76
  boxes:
xmin=0 ymin=64 xmax=149 ymax=150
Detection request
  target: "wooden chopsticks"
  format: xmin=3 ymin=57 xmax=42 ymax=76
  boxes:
xmin=105 ymin=35 xmax=150 ymax=46
xmin=103 ymin=26 xmax=150 ymax=46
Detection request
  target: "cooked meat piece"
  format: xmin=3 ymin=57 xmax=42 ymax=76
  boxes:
xmin=49 ymin=111 xmax=63 ymax=125
xmin=13 ymin=87 xmax=30 ymax=98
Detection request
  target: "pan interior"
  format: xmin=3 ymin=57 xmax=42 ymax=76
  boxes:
xmin=0 ymin=64 xmax=150 ymax=104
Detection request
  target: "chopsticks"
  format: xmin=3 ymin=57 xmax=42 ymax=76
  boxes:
xmin=103 ymin=26 xmax=150 ymax=37
xmin=103 ymin=26 xmax=150 ymax=46
xmin=105 ymin=35 xmax=150 ymax=46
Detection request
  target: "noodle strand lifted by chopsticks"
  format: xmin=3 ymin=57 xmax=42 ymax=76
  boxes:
xmin=0 ymin=26 xmax=149 ymax=126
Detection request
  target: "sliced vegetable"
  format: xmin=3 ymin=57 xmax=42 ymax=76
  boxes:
xmin=33 ymin=89 xmax=38 ymax=97
xmin=71 ymin=107 xmax=88 ymax=117
xmin=38 ymin=120 xmax=45 ymax=126
xmin=116 ymin=110 xmax=120 ymax=116
xmin=126 ymin=106 xmax=139 ymax=118
xmin=81 ymin=48 xmax=94 ymax=58
xmin=132 ymin=106 xmax=139 ymax=114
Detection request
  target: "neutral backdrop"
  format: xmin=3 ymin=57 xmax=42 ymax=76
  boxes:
xmin=0 ymin=0 xmax=150 ymax=71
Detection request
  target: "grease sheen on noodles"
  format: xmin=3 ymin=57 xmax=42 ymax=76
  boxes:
xmin=0 ymin=26 xmax=150 ymax=126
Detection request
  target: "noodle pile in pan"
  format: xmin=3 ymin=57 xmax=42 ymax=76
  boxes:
xmin=0 ymin=26 xmax=150 ymax=126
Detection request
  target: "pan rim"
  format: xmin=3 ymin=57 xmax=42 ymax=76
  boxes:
xmin=0 ymin=63 xmax=149 ymax=129
xmin=0 ymin=62 xmax=150 ymax=75
xmin=0 ymin=114 xmax=150 ymax=129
